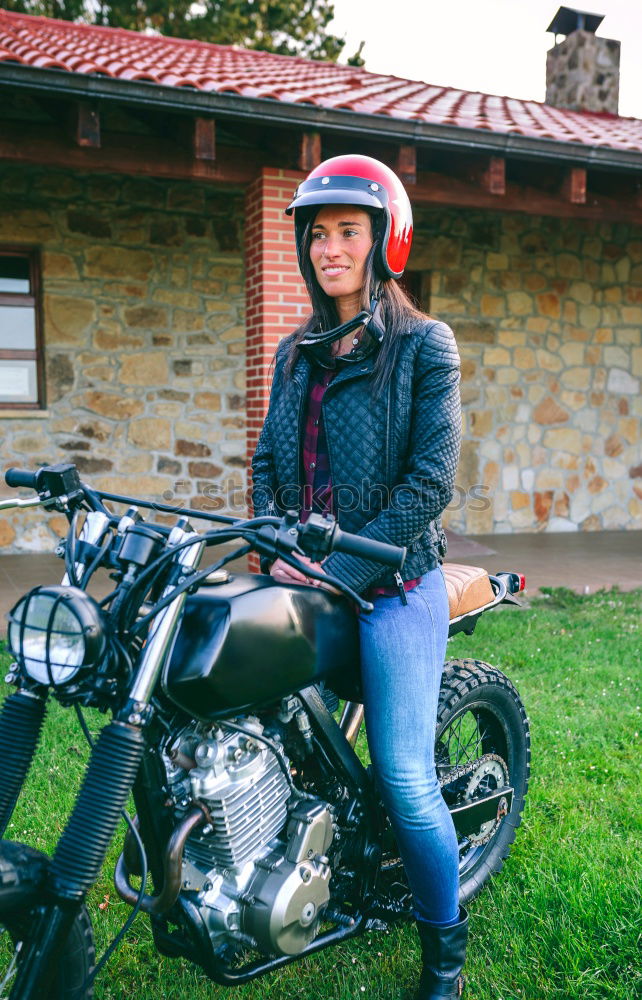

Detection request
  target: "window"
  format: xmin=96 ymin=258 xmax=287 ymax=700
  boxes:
xmin=0 ymin=249 xmax=44 ymax=409
xmin=400 ymin=269 xmax=431 ymax=313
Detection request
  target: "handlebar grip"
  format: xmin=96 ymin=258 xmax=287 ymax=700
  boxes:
xmin=332 ymin=528 xmax=406 ymax=570
xmin=5 ymin=468 xmax=39 ymax=490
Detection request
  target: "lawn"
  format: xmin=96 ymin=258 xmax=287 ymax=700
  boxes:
xmin=0 ymin=586 xmax=640 ymax=1000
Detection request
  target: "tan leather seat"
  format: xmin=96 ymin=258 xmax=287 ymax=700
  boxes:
xmin=442 ymin=563 xmax=495 ymax=620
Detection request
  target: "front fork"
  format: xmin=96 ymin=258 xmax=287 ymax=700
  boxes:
xmin=0 ymin=689 xmax=47 ymax=839
xmin=9 ymin=719 xmax=146 ymax=999
xmin=7 ymin=524 xmax=205 ymax=999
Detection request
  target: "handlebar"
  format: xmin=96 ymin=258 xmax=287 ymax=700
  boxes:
xmin=332 ymin=525 xmax=405 ymax=570
xmin=4 ymin=465 xmax=406 ymax=606
xmin=5 ymin=467 xmax=40 ymax=489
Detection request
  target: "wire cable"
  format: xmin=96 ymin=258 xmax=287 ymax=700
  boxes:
xmin=129 ymin=540 xmax=252 ymax=636
xmin=80 ymin=532 xmax=113 ymax=590
xmin=219 ymin=720 xmax=314 ymax=802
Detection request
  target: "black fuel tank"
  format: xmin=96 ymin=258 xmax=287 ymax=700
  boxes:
xmin=162 ymin=572 xmax=362 ymax=721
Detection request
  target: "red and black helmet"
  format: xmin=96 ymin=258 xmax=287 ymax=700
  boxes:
xmin=286 ymin=154 xmax=413 ymax=281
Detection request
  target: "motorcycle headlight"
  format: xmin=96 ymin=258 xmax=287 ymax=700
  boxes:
xmin=7 ymin=586 xmax=105 ymax=687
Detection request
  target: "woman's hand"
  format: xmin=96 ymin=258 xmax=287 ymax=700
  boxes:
xmin=270 ymin=554 xmax=342 ymax=596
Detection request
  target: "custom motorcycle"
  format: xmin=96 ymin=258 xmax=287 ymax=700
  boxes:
xmin=0 ymin=463 xmax=530 ymax=998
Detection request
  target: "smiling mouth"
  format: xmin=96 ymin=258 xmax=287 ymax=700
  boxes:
xmin=322 ymin=266 xmax=350 ymax=276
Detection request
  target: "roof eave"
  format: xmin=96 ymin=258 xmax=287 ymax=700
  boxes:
xmin=2 ymin=63 xmax=642 ymax=174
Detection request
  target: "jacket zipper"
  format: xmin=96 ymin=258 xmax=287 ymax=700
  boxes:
xmin=320 ymin=390 xmax=335 ymax=519
xmin=394 ymin=571 xmax=408 ymax=605
xmin=295 ymin=379 xmax=306 ymax=498
xmin=321 ymin=365 xmax=373 ymax=520
xmin=385 ymin=380 xmax=392 ymax=489
xmin=386 ymin=382 xmax=407 ymax=600
xmin=321 ymin=370 xmax=407 ymax=602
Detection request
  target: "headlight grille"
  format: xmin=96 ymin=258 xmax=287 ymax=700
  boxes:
xmin=7 ymin=586 xmax=105 ymax=688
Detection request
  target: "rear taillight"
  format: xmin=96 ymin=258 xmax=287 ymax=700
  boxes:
xmin=497 ymin=571 xmax=526 ymax=594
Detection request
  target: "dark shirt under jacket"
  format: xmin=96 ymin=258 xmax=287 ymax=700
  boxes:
xmin=301 ymin=362 xmax=419 ymax=600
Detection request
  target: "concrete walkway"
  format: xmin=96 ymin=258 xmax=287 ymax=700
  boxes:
xmin=444 ymin=528 xmax=642 ymax=596
xmin=0 ymin=530 xmax=640 ymax=629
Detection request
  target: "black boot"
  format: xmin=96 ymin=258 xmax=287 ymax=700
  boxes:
xmin=414 ymin=906 xmax=468 ymax=999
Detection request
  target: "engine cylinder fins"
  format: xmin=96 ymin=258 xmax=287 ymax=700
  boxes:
xmin=187 ymin=753 xmax=290 ymax=870
xmin=163 ymin=720 xmax=337 ymax=958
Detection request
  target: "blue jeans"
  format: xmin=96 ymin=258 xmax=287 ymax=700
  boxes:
xmin=358 ymin=565 xmax=460 ymax=925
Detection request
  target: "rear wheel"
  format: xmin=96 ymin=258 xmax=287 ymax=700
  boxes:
xmin=436 ymin=659 xmax=531 ymax=903
xmin=0 ymin=842 xmax=95 ymax=999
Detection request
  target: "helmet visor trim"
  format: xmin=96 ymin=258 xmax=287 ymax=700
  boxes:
xmin=286 ymin=174 xmax=390 ymax=215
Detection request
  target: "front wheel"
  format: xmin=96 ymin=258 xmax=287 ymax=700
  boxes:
xmin=436 ymin=658 xmax=531 ymax=903
xmin=0 ymin=842 xmax=95 ymax=999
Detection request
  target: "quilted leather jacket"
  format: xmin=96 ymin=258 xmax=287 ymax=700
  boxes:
xmin=250 ymin=319 xmax=461 ymax=596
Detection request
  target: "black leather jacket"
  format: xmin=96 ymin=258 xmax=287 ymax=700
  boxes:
xmin=250 ymin=319 xmax=461 ymax=596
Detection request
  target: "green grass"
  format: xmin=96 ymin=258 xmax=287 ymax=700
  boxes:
xmin=0 ymin=586 xmax=640 ymax=1000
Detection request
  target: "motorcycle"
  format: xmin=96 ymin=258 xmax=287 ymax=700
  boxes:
xmin=0 ymin=462 xmax=530 ymax=998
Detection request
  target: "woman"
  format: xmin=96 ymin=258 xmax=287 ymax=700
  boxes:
xmin=251 ymin=154 xmax=465 ymax=999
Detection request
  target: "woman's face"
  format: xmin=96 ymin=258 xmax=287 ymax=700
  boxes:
xmin=309 ymin=205 xmax=373 ymax=313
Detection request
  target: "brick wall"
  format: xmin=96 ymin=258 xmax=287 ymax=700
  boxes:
xmin=245 ymin=167 xmax=306 ymax=462
xmin=244 ymin=168 xmax=306 ymax=568
xmin=411 ymin=206 xmax=642 ymax=534
xmin=0 ymin=164 xmax=246 ymax=551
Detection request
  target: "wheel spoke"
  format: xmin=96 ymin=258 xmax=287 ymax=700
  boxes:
xmin=443 ymin=711 xmax=489 ymax=767
xmin=465 ymin=716 xmax=490 ymax=759
xmin=474 ymin=726 xmax=491 ymax=754
xmin=448 ymin=715 xmax=463 ymax=763
xmin=460 ymin=715 xmax=481 ymax=757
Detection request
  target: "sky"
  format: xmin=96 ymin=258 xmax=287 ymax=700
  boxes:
xmin=328 ymin=0 xmax=642 ymax=119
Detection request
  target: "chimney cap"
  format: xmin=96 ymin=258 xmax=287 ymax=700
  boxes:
xmin=546 ymin=6 xmax=604 ymax=36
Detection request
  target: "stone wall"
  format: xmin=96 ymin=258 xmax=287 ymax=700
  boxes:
xmin=1 ymin=165 xmax=640 ymax=552
xmin=411 ymin=207 xmax=641 ymax=535
xmin=0 ymin=165 xmax=246 ymax=552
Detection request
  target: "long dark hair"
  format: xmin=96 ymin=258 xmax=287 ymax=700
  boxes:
xmin=281 ymin=211 xmax=428 ymax=401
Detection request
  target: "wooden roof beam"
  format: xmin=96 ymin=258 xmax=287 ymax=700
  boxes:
xmin=70 ymin=102 xmax=101 ymax=148
xmin=0 ymin=120 xmax=258 ymax=184
xmin=561 ymin=166 xmax=587 ymax=204
xmin=24 ymin=95 xmax=101 ymax=148
xmin=410 ymin=168 xmax=642 ymax=224
xmin=61 ymin=101 xmax=101 ymax=149
xmin=193 ymin=117 xmax=216 ymax=162
xmin=481 ymin=156 xmax=506 ymax=196
xmin=397 ymin=145 xmax=416 ymax=185
xmin=176 ymin=116 xmax=216 ymax=161
xmin=298 ymin=131 xmax=321 ymax=172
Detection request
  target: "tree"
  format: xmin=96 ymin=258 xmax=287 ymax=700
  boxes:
xmin=4 ymin=0 xmax=365 ymax=64
xmin=7 ymin=0 xmax=85 ymax=21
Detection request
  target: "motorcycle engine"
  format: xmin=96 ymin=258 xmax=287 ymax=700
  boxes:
xmin=164 ymin=716 xmax=334 ymax=956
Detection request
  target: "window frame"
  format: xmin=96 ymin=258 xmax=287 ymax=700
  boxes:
xmin=0 ymin=246 xmax=45 ymax=410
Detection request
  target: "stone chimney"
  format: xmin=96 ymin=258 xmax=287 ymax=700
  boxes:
xmin=546 ymin=6 xmax=620 ymax=114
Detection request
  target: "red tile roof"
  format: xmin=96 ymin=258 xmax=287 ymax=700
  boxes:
xmin=1 ymin=8 xmax=642 ymax=153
